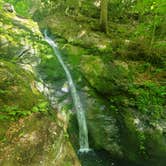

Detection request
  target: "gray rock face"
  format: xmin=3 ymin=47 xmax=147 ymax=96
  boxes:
xmin=85 ymin=92 xmax=123 ymax=158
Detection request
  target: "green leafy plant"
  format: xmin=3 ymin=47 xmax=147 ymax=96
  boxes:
xmin=0 ymin=100 xmax=49 ymax=121
xmin=137 ymin=131 xmax=146 ymax=156
xmin=129 ymin=81 xmax=166 ymax=119
xmin=32 ymin=101 xmax=49 ymax=113
xmin=1 ymin=105 xmax=31 ymax=120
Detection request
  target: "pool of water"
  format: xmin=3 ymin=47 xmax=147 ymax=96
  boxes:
xmin=78 ymin=150 xmax=138 ymax=166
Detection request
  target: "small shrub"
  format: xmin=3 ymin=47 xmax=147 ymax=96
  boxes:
xmin=129 ymin=81 xmax=166 ymax=119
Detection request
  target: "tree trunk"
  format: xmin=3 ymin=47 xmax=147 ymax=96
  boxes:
xmin=100 ymin=0 xmax=108 ymax=33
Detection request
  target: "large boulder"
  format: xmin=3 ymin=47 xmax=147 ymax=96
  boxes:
xmin=80 ymin=55 xmax=129 ymax=95
xmin=0 ymin=112 xmax=80 ymax=166
xmin=0 ymin=2 xmax=80 ymax=165
xmin=80 ymin=55 xmax=166 ymax=166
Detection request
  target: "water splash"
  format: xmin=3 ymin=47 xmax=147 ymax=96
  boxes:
xmin=44 ymin=30 xmax=90 ymax=152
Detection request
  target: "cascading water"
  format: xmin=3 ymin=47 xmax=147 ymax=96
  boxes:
xmin=44 ymin=30 xmax=90 ymax=152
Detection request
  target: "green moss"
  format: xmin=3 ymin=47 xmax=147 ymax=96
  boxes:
xmin=129 ymin=81 xmax=166 ymax=119
xmin=80 ymin=55 xmax=128 ymax=95
xmin=0 ymin=59 xmax=48 ymax=121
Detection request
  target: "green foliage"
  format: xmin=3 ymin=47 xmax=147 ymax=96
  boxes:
xmin=108 ymin=0 xmax=136 ymax=21
xmin=106 ymin=0 xmax=165 ymax=66
xmin=5 ymin=0 xmax=30 ymax=17
xmin=38 ymin=56 xmax=65 ymax=82
xmin=0 ymin=59 xmax=49 ymax=121
xmin=137 ymin=131 xmax=146 ymax=155
xmin=33 ymin=0 xmax=67 ymax=20
xmin=0 ymin=105 xmax=31 ymax=120
xmin=125 ymin=38 xmax=164 ymax=65
xmin=0 ymin=100 xmax=49 ymax=121
xmin=132 ymin=0 xmax=166 ymax=15
xmin=32 ymin=101 xmax=49 ymax=113
xmin=129 ymin=81 xmax=166 ymax=119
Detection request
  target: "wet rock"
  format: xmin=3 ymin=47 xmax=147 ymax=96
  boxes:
xmin=85 ymin=92 xmax=123 ymax=158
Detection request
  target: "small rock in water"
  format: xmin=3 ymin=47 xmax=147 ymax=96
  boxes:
xmin=61 ymin=82 xmax=69 ymax=93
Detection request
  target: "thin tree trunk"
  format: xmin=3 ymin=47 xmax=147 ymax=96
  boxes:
xmin=100 ymin=0 xmax=108 ymax=33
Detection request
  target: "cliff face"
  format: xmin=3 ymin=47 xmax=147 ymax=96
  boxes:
xmin=0 ymin=1 xmax=80 ymax=165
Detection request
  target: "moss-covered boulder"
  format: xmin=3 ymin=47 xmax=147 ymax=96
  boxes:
xmin=80 ymin=55 xmax=129 ymax=95
xmin=80 ymin=58 xmax=166 ymax=166
xmin=39 ymin=14 xmax=111 ymax=50
xmin=0 ymin=112 xmax=80 ymax=166
xmin=0 ymin=60 xmax=80 ymax=165
xmin=79 ymin=55 xmax=166 ymax=166
xmin=0 ymin=1 xmax=80 ymax=165
xmin=0 ymin=60 xmax=45 ymax=121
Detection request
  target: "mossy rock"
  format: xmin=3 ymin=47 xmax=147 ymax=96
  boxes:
xmin=0 ymin=112 xmax=80 ymax=166
xmin=117 ymin=108 xmax=166 ymax=166
xmin=80 ymin=55 xmax=129 ymax=95
xmin=0 ymin=59 xmax=43 ymax=121
xmin=85 ymin=91 xmax=123 ymax=158
xmin=0 ymin=59 xmax=42 ymax=108
xmin=39 ymin=14 xmax=110 ymax=50
xmin=0 ymin=3 xmax=80 ymax=165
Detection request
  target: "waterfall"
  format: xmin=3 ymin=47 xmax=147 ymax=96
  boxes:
xmin=44 ymin=31 xmax=90 ymax=152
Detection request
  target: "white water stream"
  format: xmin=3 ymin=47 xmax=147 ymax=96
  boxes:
xmin=44 ymin=31 xmax=90 ymax=152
